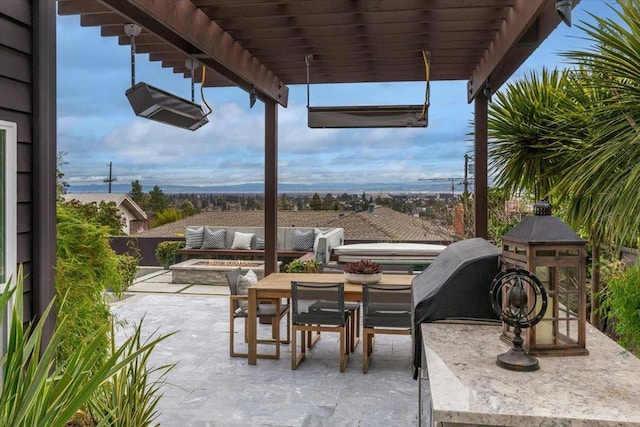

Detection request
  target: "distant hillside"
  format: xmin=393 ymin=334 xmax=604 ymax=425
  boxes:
xmin=67 ymin=181 xmax=464 ymax=195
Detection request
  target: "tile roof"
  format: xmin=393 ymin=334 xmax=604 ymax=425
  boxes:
xmin=138 ymin=206 xmax=454 ymax=243
xmin=63 ymin=193 xmax=147 ymax=220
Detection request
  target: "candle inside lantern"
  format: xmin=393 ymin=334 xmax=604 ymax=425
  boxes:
xmin=535 ymin=295 xmax=554 ymax=345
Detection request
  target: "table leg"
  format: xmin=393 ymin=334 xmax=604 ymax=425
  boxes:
xmin=248 ymin=287 xmax=258 ymax=364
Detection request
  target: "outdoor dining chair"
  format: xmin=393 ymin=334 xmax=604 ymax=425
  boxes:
xmin=226 ymin=268 xmax=290 ymax=359
xmin=318 ymin=266 xmax=361 ymax=353
xmin=362 ymin=284 xmax=412 ymax=373
xmin=291 ymin=281 xmax=350 ymax=372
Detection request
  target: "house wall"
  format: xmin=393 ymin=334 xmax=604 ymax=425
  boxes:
xmin=0 ymin=1 xmax=57 ymax=337
xmin=118 ymin=206 xmax=134 ymax=235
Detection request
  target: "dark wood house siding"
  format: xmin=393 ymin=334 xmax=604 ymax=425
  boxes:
xmin=0 ymin=1 xmax=57 ymax=339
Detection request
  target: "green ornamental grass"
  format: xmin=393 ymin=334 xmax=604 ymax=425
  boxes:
xmin=0 ymin=268 xmax=173 ymax=427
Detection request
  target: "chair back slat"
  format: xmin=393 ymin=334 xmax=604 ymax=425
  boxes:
xmin=363 ymin=284 xmax=412 ymax=329
xmin=291 ymin=281 xmax=346 ymax=326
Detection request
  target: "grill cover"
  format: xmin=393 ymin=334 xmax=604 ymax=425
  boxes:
xmin=411 ymin=238 xmax=501 ymax=375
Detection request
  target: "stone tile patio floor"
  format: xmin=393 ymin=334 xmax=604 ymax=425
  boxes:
xmin=111 ymin=270 xmax=418 ymax=426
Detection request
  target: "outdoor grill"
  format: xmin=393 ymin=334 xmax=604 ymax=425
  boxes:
xmin=411 ymin=238 xmax=501 ymax=375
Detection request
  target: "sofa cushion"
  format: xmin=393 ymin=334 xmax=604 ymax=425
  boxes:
xmin=184 ymin=226 xmax=204 ymax=249
xmin=256 ymin=237 xmax=265 ymax=250
xmin=231 ymin=231 xmax=254 ymax=250
xmin=202 ymin=227 xmax=226 ymax=249
xmin=236 ymin=269 xmax=258 ymax=313
xmin=293 ymin=229 xmax=315 ymax=251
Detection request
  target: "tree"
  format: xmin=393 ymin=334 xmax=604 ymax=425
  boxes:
xmin=56 ymin=151 xmax=68 ymax=198
xmin=178 ymin=199 xmax=199 ymax=217
xmin=488 ymin=67 xmax=575 ymax=201
xmin=129 ymin=180 xmax=149 ymax=211
xmin=552 ymin=0 xmax=640 ymax=324
xmin=310 ymin=193 xmax=323 ymax=210
xmin=148 ymin=185 xmax=169 ymax=213
xmin=279 ymin=194 xmax=289 ymax=210
xmin=60 ymin=199 xmax=125 ymax=235
xmin=130 ymin=180 xmax=144 ymax=202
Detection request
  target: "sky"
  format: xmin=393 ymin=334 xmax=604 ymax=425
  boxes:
xmin=56 ymin=0 xmax=619 ymax=191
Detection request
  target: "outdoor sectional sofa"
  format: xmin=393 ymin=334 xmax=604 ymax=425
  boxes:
xmin=177 ymin=226 xmax=344 ymax=264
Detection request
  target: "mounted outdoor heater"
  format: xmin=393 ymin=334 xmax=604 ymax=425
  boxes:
xmin=123 ymin=24 xmax=209 ymax=131
xmin=305 ymin=53 xmax=429 ymax=128
xmin=308 ymin=105 xmax=426 ymax=128
xmin=500 ymin=201 xmax=588 ymax=356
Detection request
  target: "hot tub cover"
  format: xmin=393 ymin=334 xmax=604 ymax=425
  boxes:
xmin=333 ymin=242 xmax=447 ymax=263
xmin=334 ymin=242 xmax=447 ymax=256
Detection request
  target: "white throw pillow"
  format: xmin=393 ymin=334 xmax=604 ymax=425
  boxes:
xmin=236 ymin=269 xmax=258 ymax=313
xmin=231 ymin=231 xmax=255 ymax=250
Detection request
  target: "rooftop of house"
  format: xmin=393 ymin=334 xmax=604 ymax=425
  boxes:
xmin=63 ymin=193 xmax=147 ymax=220
xmin=138 ymin=206 xmax=453 ymax=243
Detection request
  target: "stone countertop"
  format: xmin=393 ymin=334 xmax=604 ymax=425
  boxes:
xmin=421 ymin=322 xmax=640 ymax=426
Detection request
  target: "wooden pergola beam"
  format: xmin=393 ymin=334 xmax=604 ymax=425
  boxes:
xmin=467 ymin=0 xmax=547 ymax=102
xmin=90 ymin=0 xmax=289 ymax=106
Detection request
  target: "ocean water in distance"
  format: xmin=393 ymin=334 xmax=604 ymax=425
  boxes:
xmin=68 ymin=181 xmax=472 ymax=195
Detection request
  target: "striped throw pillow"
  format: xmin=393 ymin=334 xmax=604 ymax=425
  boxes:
xmin=184 ymin=226 xmax=204 ymax=249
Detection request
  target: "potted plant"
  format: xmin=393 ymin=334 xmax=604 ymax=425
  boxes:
xmin=343 ymin=259 xmax=383 ymax=284
xmin=155 ymin=241 xmax=184 ymax=269
xmin=285 ymin=259 xmax=321 ymax=273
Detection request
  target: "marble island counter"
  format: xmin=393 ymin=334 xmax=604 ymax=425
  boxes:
xmin=420 ymin=322 xmax=640 ymax=426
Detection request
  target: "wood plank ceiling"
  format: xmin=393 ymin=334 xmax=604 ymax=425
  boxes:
xmin=57 ymin=0 xmax=570 ymax=105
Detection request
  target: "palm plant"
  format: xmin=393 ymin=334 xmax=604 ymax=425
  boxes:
xmin=558 ymin=0 xmax=640 ymax=246
xmin=488 ymin=67 xmax=576 ymax=201
xmin=555 ymin=0 xmax=640 ymax=323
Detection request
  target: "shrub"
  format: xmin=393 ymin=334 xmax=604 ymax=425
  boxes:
xmin=151 ymin=208 xmax=184 ymax=228
xmin=343 ymin=259 xmax=383 ymax=274
xmin=116 ymin=253 xmax=139 ymax=294
xmin=285 ymin=259 xmax=321 ymax=273
xmin=600 ymin=261 xmax=640 ymax=353
xmin=56 ymin=202 xmax=122 ymax=368
xmin=155 ymin=241 xmax=184 ymax=268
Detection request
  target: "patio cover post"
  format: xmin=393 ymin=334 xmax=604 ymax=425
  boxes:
xmin=34 ymin=0 xmax=58 ymax=345
xmin=474 ymin=91 xmax=488 ymax=239
xmin=264 ymin=100 xmax=278 ymax=274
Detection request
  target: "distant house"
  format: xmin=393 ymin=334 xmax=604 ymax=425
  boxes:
xmin=63 ymin=193 xmax=148 ymax=235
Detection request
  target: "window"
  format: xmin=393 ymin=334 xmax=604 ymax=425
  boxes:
xmin=0 ymin=121 xmax=17 ymax=291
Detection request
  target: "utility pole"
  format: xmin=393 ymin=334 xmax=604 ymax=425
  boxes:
xmin=103 ymin=162 xmax=117 ymax=193
xmin=463 ymin=154 xmax=474 ymax=195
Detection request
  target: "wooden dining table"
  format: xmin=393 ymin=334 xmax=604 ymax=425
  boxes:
xmin=247 ymin=272 xmax=415 ymax=365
